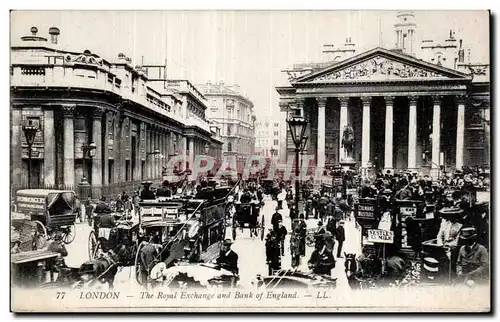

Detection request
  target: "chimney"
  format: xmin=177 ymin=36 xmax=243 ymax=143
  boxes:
xmin=48 ymin=27 xmax=60 ymax=44
xmin=458 ymin=39 xmax=464 ymax=63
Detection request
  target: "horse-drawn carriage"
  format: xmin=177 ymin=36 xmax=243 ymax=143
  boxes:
xmin=232 ymin=198 xmax=265 ymax=241
xmin=133 ymin=186 xmax=229 ymax=286
xmin=15 ymin=189 xmax=77 ymax=244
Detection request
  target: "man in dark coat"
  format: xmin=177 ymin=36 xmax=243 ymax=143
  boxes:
xmin=274 ymin=220 xmax=288 ymax=256
xmin=335 ymin=221 xmax=346 ymax=258
xmin=265 ymin=229 xmax=281 ymax=275
xmin=308 ymin=240 xmax=335 ymax=276
xmin=46 ymin=232 xmax=68 ymax=282
xmin=217 ymin=239 xmax=239 ymax=275
xmin=271 ymin=207 xmax=283 ymax=231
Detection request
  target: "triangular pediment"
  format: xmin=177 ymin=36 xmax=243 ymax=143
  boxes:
xmin=294 ymin=47 xmax=471 ymax=83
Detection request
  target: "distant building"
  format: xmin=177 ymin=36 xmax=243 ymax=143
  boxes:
xmin=277 ymin=11 xmax=489 ymax=177
xmin=254 ymin=120 xmax=282 ymax=159
xmin=197 ymin=82 xmax=256 ymax=158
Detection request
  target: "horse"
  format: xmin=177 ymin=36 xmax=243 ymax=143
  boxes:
xmin=75 ymin=251 xmax=119 ymax=290
xmin=344 ymin=252 xmax=407 ymax=289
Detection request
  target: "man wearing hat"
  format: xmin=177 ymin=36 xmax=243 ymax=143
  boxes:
xmin=308 ymin=238 xmax=335 ymax=276
xmin=265 ymin=229 xmax=281 ymax=275
xmin=274 ymin=220 xmax=288 ymax=256
xmin=46 ymin=231 xmax=69 ymax=282
xmin=11 ymin=232 xmax=21 ymax=254
xmin=271 ymin=207 xmax=283 ymax=231
xmin=216 ymin=239 xmax=239 ymax=275
xmin=335 ymin=221 xmax=346 ymax=258
xmin=456 ymin=227 xmax=489 ymax=284
xmin=436 ymin=208 xmax=463 ymax=248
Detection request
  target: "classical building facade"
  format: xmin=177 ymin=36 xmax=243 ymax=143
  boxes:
xmin=277 ymin=12 xmax=489 ymax=177
xmin=10 ymin=26 xmax=222 ymax=195
xmin=197 ymin=82 xmax=256 ymax=157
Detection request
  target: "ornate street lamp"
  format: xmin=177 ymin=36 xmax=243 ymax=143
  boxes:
xmin=22 ymin=122 xmax=38 ymax=188
xmin=81 ymin=142 xmax=97 ymax=183
xmin=287 ymin=116 xmax=308 ymax=213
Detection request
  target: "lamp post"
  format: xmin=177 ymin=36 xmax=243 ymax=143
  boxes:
xmin=287 ymin=116 xmax=308 ymax=213
xmin=299 ymin=136 xmax=309 ymax=181
xmin=22 ymin=123 xmax=39 ymax=189
xmin=79 ymin=142 xmax=96 ymax=199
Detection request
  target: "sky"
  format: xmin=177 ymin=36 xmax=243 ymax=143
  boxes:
xmin=10 ymin=10 xmax=489 ymax=122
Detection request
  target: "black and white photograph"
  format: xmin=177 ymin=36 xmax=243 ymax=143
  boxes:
xmin=9 ymin=9 xmax=491 ymax=312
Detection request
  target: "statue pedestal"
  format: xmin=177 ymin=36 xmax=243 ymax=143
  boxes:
xmin=339 ymin=158 xmax=357 ymax=172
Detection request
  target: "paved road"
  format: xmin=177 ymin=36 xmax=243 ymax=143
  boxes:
xmin=65 ymin=198 xmax=362 ymax=289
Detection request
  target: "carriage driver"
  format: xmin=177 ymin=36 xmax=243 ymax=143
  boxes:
xmin=216 ymin=239 xmax=239 ymax=276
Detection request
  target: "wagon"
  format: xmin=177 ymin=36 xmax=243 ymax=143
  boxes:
xmin=88 ymin=218 xmax=140 ymax=267
xmin=134 ymin=189 xmax=228 ymax=286
xmin=232 ymin=200 xmax=265 ymax=241
xmin=15 ymin=189 xmax=77 ymax=244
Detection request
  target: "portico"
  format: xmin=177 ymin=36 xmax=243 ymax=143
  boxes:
xmin=277 ymin=48 xmax=473 ymax=178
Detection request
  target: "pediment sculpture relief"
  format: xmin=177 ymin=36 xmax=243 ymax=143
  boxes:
xmin=309 ymin=56 xmax=446 ymax=82
xmin=286 ymin=69 xmax=314 ymax=82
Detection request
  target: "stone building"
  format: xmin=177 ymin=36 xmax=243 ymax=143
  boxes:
xmin=197 ymin=82 xmax=256 ymax=157
xmin=277 ymin=11 xmax=489 ymax=177
xmin=10 ymin=26 xmax=222 ymax=196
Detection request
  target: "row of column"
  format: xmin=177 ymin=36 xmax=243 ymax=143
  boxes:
xmin=314 ymin=95 xmax=466 ymax=176
xmin=59 ymin=105 xmax=182 ymax=186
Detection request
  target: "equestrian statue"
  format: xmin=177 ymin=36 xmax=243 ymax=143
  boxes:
xmin=341 ymin=125 xmax=355 ymax=161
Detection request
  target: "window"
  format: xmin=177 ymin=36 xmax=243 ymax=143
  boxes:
xmin=274 ymin=131 xmax=279 ymax=136
xmin=274 ymin=123 xmax=279 ymax=127
xmin=273 ymin=139 xmax=279 ymax=146
xmin=227 ymin=142 xmax=232 ymax=152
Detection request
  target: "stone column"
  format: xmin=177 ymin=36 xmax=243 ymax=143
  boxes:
xmin=147 ymin=128 xmax=153 ymax=179
xmin=11 ymin=108 xmax=22 ymax=189
xmin=455 ymin=95 xmax=466 ymax=171
xmin=62 ymin=105 xmax=76 ymax=187
xmin=361 ymin=97 xmax=371 ymax=169
xmin=188 ymin=138 xmax=195 ymax=170
xmin=102 ymin=112 xmax=110 ymax=186
xmin=91 ymin=107 xmax=105 ymax=187
xmin=316 ymin=97 xmax=327 ymax=174
xmin=431 ymin=96 xmax=442 ymax=178
xmin=408 ymin=96 xmax=418 ymax=170
xmin=134 ymin=121 xmax=142 ymax=181
xmin=153 ymin=129 xmax=158 ymax=179
xmin=339 ymin=97 xmax=349 ymax=161
xmin=43 ymin=109 xmax=56 ymax=186
xmin=113 ymin=108 xmax=122 ymax=183
xmin=384 ymin=96 xmax=394 ymax=171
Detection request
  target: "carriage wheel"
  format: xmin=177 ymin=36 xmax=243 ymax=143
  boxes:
xmin=88 ymin=230 xmax=100 ymax=260
xmin=134 ymin=243 xmax=146 ymax=286
xmin=33 ymin=220 xmax=48 ymax=240
xmin=62 ymin=224 xmax=76 ymax=244
xmin=260 ymin=215 xmax=265 ymax=241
